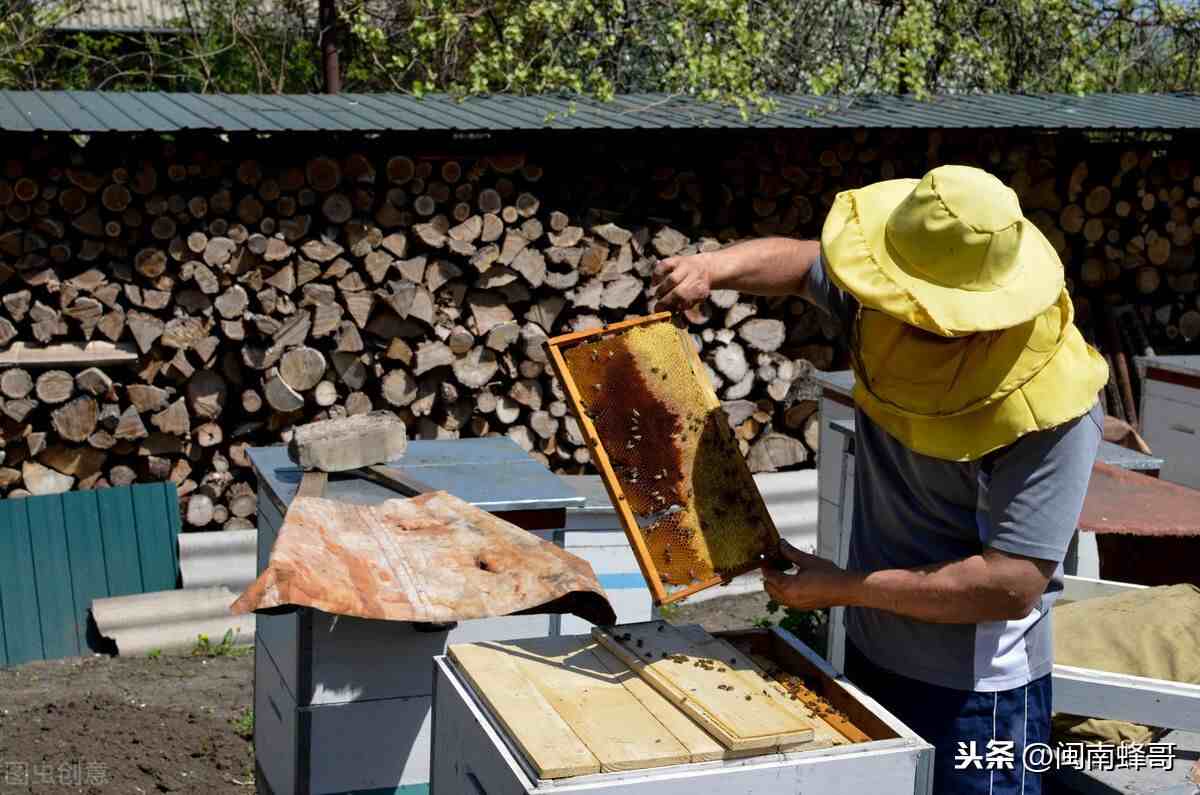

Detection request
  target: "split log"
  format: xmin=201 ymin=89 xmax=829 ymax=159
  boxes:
xmin=265 ymin=375 xmax=304 ymax=413
xmin=113 ymin=406 xmax=148 ymax=441
xmin=195 ymin=422 xmax=223 ymax=447
xmin=23 ymin=461 xmax=74 ymax=495
xmin=279 ymin=347 xmax=326 ymax=392
xmin=241 ymin=387 xmax=263 ymax=414
xmin=151 ymin=398 xmax=191 ymax=436
xmin=35 ymin=370 xmax=74 ymax=404
xmin=51 ymin=397 xmax=98 ymax=442
xmin=737 ymin=319 xmax=786 ymax=352
xmin=186 ymin=493 xmax=214 ymax=527
xmin=74 ymin=367 xmax=112 ymax=398
xmin=1 ymin=368 xmax=33 ymax=399
xmin=746 ymin=432 xmax=808 ymax=473
xmin=452 ymin=347 xmax=499 ymax=388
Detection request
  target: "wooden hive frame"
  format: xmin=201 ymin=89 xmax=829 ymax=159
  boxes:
xmin=546 ymin=312 xmax=780 ymax=605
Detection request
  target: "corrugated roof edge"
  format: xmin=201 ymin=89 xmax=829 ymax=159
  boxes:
xmin=1 ymin=91 xmax=1198 ymax=134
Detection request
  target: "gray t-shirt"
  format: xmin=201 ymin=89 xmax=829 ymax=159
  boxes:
xmin=807 ymin=255 xmax=1101 ymax=691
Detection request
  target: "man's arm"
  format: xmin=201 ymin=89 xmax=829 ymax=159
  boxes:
xmin=763 ymin=541 xmax=1056 ymax=624
xmin=652 ymin=238 xmax=821 ymax=310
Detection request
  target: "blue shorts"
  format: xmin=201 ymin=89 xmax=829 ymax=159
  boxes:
xmin=845 ymin=641 xmax=1052 ymax=795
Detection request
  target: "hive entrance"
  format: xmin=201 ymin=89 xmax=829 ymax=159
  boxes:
xmin=546 ymin=313 xmax=780 ymax=604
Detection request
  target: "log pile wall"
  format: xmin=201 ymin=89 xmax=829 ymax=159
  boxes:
xmin=0 ymin=129 xmax=1195 ymax=526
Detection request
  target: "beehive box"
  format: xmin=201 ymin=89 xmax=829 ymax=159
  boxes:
xmin=431 ymin=626 xmax=933 ymax=795
xmin=248 ymin=439 xmax=653 ymax=795
xmin=546 ymin=313 xmax=781 ymax=604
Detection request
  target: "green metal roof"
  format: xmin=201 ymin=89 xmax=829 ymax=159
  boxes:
xmin=1 ymin=91 xmax=1198 ymax=134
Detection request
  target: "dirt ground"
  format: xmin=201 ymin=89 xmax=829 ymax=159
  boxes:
xmin=0 ymin=652 xmax=254 ymax=794
xmin=0 ymin=594 xmax=765 ymax=795
xmin=668 ymin=588 xmax=775 ymax=633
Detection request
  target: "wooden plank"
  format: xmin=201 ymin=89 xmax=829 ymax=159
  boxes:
xmin=593 ymin=622 xmax=815 ymax=752
xmin=0 ymin=341 xmax=138 ymax=368
xmin=759 ymin=626 xmax=905 ymax=743
xmin=95 ymin=487 xmax=145 ymax=596
xmin=130 ymin=483 xmax=177 ymax=592
xmin=61 ymin=492 xmax=111 ymax=648
xmin=1061 ymin=574 xmax=1147 ymax=603
xmin=449 ymin=642 xmax=601 ymax=779
xmin=1052 ymin=664 xmax=1200 ymax=732
xmin=505 ymin=635 xmax=692 ymax=772
xmin=24 ymin=494 xmax=81 ymax=659
xmin=588 ymin=642 xmax=727 ymax=763
xmin=545 ymin=341 xmax=667 ymax=604
xmin=0 ymin=499 xmax=43 ymax=665
xmin=739 ymin=648 xmax=865 ymax=746
xmin=545 ymin=311 xmax=673 ymax=347
xmin=295 ymin=470 xmax=327 ymax=498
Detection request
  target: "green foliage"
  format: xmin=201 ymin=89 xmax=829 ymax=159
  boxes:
xmin=147 ymin=648 xmax=162 ymax=660
xmin=766 ymin=599 xmax=827 ymax=656
xmin=655 ymin=602 xmax=681 ymax=621
xmin=191 ymin=628 xmax=249 ymax=657
xmin=231 ymin=707 xmax=254 ymax=741
xmin=3 ymin=1 xmax=1200 ymax=101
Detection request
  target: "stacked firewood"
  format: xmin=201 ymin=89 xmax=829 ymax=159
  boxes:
xmin=0 ymin=143 xmax=836 ymax=526
xmin=1 ymin=130 xmax=1195 ymax=526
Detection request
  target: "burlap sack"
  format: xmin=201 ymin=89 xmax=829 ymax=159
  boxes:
xmin=1052 ymin=584 xmax=1200 ymax=744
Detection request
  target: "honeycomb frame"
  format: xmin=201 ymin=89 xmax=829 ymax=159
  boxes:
xmin=546 ymin=312 xmax=781 ymax=605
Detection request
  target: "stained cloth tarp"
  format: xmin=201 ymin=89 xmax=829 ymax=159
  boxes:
xmin=232 ymin=491 xmax=616 ymax=626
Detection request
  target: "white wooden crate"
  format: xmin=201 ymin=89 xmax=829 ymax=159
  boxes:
xmin=1137 ymin=356 xmax=1200 ymax=489
xmin=430 ymin=626 xmax=932 ymax=795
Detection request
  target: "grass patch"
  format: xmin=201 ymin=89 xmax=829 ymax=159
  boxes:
xmin=192 ymin=628 xmax=252 ymax=658
xmin=231 ymin=707 xmax=254 ymax=741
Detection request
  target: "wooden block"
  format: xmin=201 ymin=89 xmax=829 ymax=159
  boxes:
xmin=589 ymin=643 xmax=727 ymax=763
xmin=0 ymin=341 xmax=137 ymax=368
xmin=287 ymin=410 xmax=408 ymax=472
xmin=503 ymin=636 xmax=692 ymax=772
xmin=593 ymin=621 xmax=815 ymax=752
xmin=449 ymin=642 xmax=600 ymax=779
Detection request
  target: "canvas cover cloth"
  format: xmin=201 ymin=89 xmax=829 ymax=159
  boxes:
xmin=232 ymin=491 xmax=617 ymax=626
xmin=821 ymin=165 xmax=1108 ymax=461
xmin=1052 ymin=584 xmax=1200 ymax=744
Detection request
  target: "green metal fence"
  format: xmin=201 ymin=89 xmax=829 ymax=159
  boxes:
xmin=0 ymin=483 xmax=180 ymax=666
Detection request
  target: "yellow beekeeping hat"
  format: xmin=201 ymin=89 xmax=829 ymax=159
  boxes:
xmin=821 ymin=165 xmax=1108 ymax=461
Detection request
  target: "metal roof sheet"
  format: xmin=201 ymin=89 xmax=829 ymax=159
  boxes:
xmin=1 ymin=91 xmax=1197 ymax=134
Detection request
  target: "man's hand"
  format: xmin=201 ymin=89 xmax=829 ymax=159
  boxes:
xmin=761 ymin=539 xmax=853 ymax=611
xmin=650 ymin=238 xmax=821 ymax=310
xmin=651 ymin=252 xmax=720 ymax=311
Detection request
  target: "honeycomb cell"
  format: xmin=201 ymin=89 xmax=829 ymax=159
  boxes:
xmin=556 ymin=317 xmax=780 ymax=593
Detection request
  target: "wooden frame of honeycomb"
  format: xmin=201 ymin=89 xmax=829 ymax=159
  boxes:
xmin=546 ymin=312 xmax=781 ymax=605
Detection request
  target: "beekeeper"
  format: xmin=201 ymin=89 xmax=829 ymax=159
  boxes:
xmin=652 ymin=165 xmax=1107 ymax=795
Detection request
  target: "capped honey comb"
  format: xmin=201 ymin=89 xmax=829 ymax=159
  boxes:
xmin=547 ymin=313 xmax=780 ymax=604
